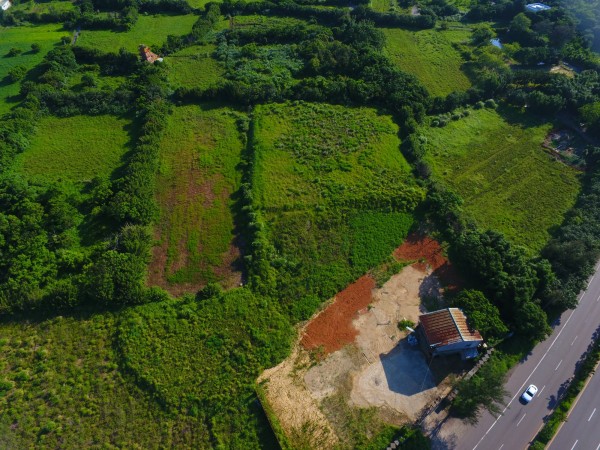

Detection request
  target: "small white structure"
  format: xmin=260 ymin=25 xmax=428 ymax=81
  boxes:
xmin=1 ymin=0 xmax=12 ymax=11
xmin=490 ymin=38 xmax=503 ymax=49
xmin=525 ymin=3 xmax=551 ymax=12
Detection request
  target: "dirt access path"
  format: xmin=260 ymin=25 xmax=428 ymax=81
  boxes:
xmin=258 ymin=235 xmax=462 ymax=447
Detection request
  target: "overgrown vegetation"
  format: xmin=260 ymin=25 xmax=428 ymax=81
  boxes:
xmin=118 ymin=289 xmax=292 ymax=446
xmin=420 ymin=107 xmax=581 ymax=252
xmin=150 ymin=104 xmax=246 ymax=291
xmin=249 ymin=102 xmax=421 ymax=321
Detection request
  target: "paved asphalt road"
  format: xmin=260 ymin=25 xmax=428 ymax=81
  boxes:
xmin=548 ymin=369 xmax=600 ymax=450
xmin=431 ymin=265 xmax=600 ymax=450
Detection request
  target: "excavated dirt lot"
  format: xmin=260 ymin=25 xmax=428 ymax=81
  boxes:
xmin=258 ymin=235 xmax=463 ymax=447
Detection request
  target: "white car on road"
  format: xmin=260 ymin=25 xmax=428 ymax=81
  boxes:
xmin=521 ymin=385 xmax=538 ymax=403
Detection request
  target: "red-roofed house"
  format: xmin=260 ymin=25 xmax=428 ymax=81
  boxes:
xmin=417 ymin=308 xmax=483 ymax=360
xmin=139 ymin=45 xmax=162 ymax=64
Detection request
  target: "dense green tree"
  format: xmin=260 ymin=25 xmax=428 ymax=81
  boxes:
xmin=513 ymin=301 xmax=551 ymax=341
xmin=452 ymin=290 xmax=509 ymax=342
xmin=580 ymin=102 xmax=600 ymax=137
xmin=451 ymin=357 xmax=508 ymax=424
xmin=7 ymin=65 xmax=26 ymax=83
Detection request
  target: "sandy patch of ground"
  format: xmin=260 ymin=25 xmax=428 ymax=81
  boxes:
xmin=258 ymin=347 xmax=339 ymax=448
xmin=348 ymin=266 xmax=440 ymax=420
xmin=258 ymin=236 xmax=463 ymax=447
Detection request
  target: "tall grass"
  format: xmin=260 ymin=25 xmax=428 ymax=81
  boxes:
xmin=421 ymin=107 xmax=581 ymax=251
xmin=76 ymin=14 xmax=198 ymax=53
xmin=382 ymin=27 xmax=472 ymax=97
xmin=14 ymin=114 xmax=132 ymax=183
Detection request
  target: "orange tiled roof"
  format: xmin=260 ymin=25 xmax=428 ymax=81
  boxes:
xmin=419 ymin=308 xmax=482 ymax=347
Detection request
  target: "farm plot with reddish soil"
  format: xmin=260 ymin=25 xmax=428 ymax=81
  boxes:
xmin=258 ymin=236 xmax=464 ymax=447
xmin=147 ymin=105 xmax=246 ymax=296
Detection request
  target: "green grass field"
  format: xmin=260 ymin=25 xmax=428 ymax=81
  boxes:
xmin=149 ymin=105 xmax=246 ymax=293
xmin=167 ymin=44 xmax=223 ymax=90
xmin=253 ymin=102 xmax=414 ymax=211
xmin=76 ymin=14 xmax=197 ymax=53
xmin=14 ymin=114 xmax=132 ymax=183
xmin=0 ymin=312 xmax=214 ymax=448
xmin=118 ymin=289 xmax=291 ymax=446
xmin=421 ymin=107 xmax=582 ymax=251
xmin=382 ymin=27 xmax=472 ymax=97
xmin=0 ymin=24 xmax=66 ymax=115
xmin=10 ymin=0 xmax=76 ymax=14
xmin=252 ymin=102 xmax=422 ymax=320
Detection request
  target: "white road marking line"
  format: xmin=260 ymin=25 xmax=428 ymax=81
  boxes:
xmin=539 ymin=385 xmax=546 ymax=395
xmin=572 ymin=336 xmax=578 ymax=346
xmin=472 ymin=309 xmax=576 ymax=450
xmin=571 ymin=440 xmax=578 ymax=450
xmin=596 ymin=442 xmax=600 ymax=450
xmin=588 ymin=275 xmax=595 ymax=288
xmin=556 ymin=360 xmax=563 ymax=371
xmin=590 ymin=408 xmax=597 ymax=422
xmin=517 ymin=414 xmax=526 ymax=427
xmin=498 ymin=445 xmax=504 ymax=450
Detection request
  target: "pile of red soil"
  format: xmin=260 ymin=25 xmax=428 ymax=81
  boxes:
xmin=301 ymin=275 xmax=376 ymax=355
xmin=300 ymin=234 xmax=462 ymax=357
xmin=394 ymin=233 xmax=462 ymax=291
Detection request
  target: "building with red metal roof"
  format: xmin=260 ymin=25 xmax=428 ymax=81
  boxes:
xmin=417 ymin=308 xmax=483 ymax=360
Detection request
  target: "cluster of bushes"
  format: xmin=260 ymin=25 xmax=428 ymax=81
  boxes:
xmin=0 ymin=7 xmax=77 ymax=26
xmin=117 ymin=289 xmax=293 ymax=446
xmin=216 ymin=0 xmax=435 ymax=29
xmin=18 ymin=46 xmax=135 ymax=116
xmin=181 ymin=19 xmax=430 ymax=130
xmin=540 ymin=152 xmax=600 ymax=311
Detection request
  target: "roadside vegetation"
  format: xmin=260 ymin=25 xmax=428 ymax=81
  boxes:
xmin=529 ymin=333 xmax=600 ymax=448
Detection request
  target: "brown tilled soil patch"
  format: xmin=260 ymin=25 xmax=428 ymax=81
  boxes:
xmin=147 ymin=126 xmax=242 ymax=296
xmin=301 ymin=275 xmax=376 ymax=355
xmin=394 ymin=233 xmax=462 ymax=292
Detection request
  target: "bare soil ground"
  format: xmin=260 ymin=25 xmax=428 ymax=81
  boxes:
xmin=259 ymin=236 xmax=463 ymax=447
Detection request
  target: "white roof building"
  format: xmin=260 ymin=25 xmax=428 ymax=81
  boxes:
xmin=525 ymin=3 xmax=551 ymax=12
xmin=1 ymin=0 xmax=12 ymax=10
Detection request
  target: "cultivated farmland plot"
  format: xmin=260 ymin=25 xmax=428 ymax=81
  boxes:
xmin=14 ymin=114 xmax=132 ymax=183
xmin=382 ymin=27 xmax=472 ymax=97
xmin=422 ymin=107 xmax=581 ymax=251
xmin=149 ymin=104 xmax=246 ymax=294
xmin=76 ymin=14 xmax=198 ymax=53
xmin=0 ymin=24 xmax=65 ymax=115
xmin=252 ymin=101 xmax=423 ymax=320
